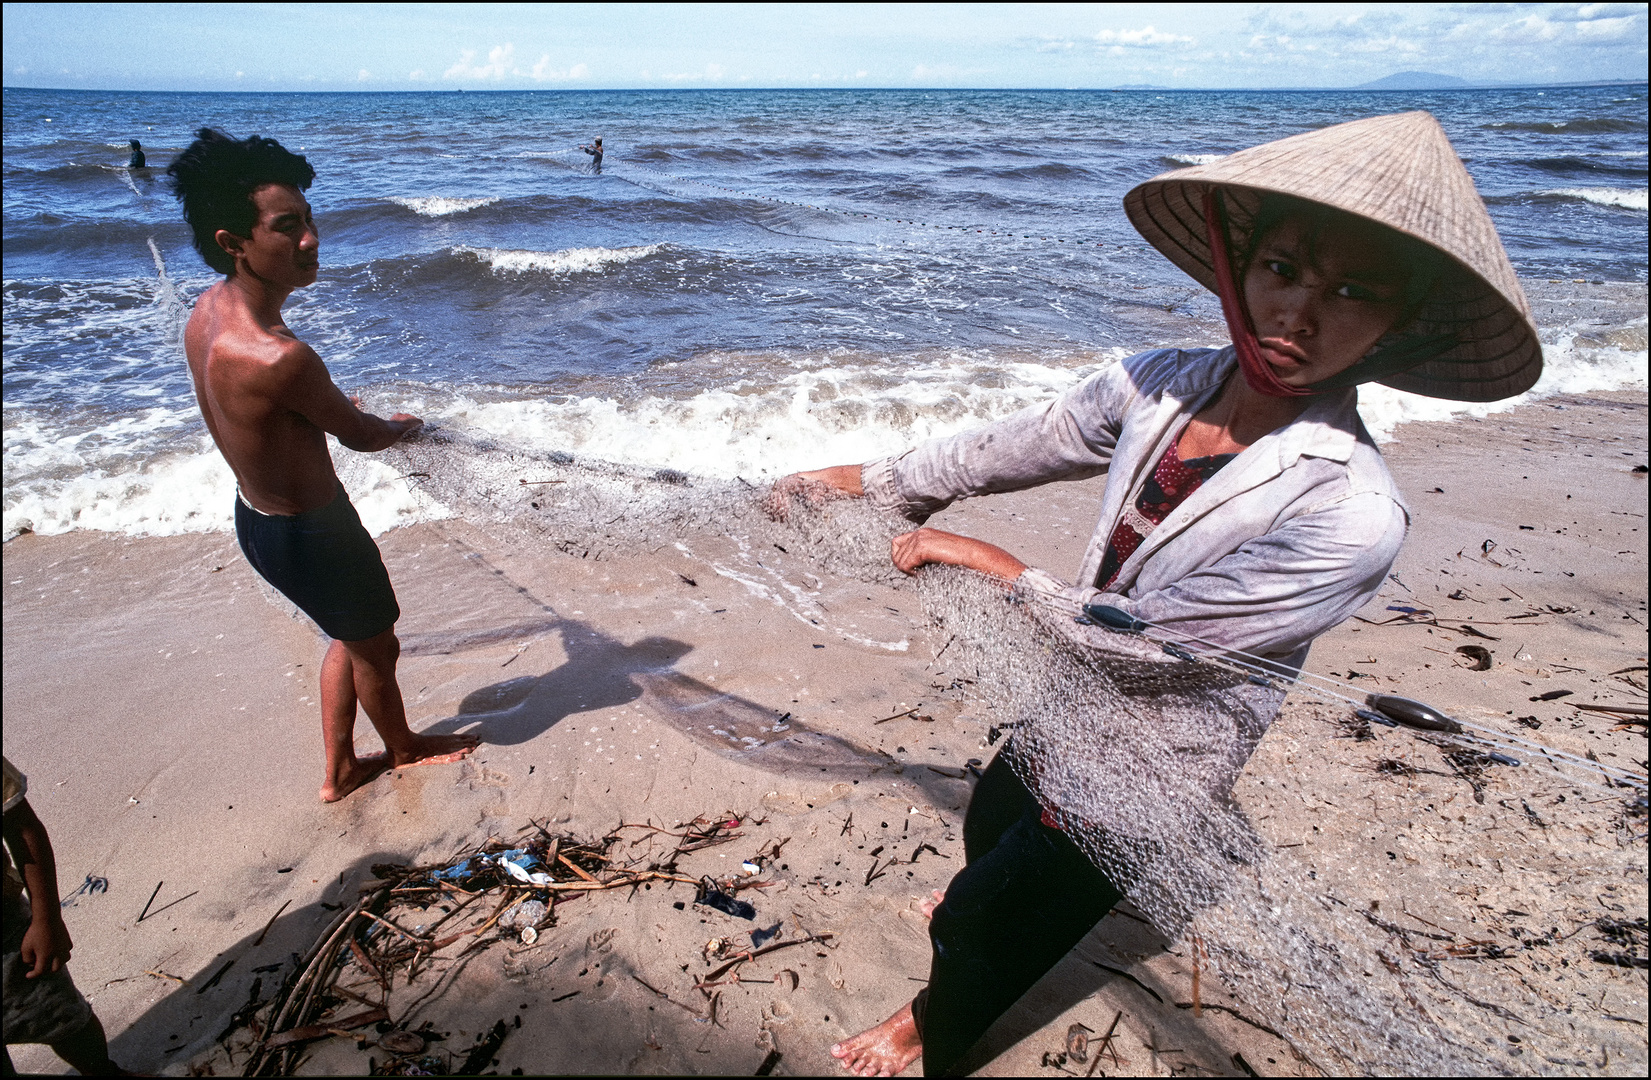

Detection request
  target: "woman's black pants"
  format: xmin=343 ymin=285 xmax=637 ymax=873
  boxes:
xmin=911 ymin=751 xmax=1123 ymax=1076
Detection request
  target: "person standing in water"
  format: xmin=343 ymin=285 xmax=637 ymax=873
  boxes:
xmin=127 ymin=139 xmax=146 ymax=169
xmin=773 ymin=112 xmax=1543 ymax=1077
xmin=168 ymin=128 xmax=477 ymax=803
xmin=580 ymin=135 xmax=603 ymax=172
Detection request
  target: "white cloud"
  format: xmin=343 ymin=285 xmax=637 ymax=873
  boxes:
xmin=1490 ymin=15 xmax=1564 ymax=44
xmin=1574 ymin=14 xmax=1641 ymax=39
xmin=357 ymin=68 xmax=370 ymax=81
xmin=529 ymin=55 xmax=589 ymax=81
xmin=1094 ymin=26 xmax=1193 ymax=48
xmin=443 ymin=44 xmax=516 ymax=81
xmin=1342 ymin=34 xmax=1421 ymax=55
xmin=1572 ymin=3 xmax=1645 ymax=20
xmin=408 ymin=69 xmax=426 ymax=80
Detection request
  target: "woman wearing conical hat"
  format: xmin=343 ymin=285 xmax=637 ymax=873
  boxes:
xmin=775 ymin=112 xmax=1543 ymax=1078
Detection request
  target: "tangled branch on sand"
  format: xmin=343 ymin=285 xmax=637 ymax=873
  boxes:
xmin=224 ymin=815 xmax=766 ymax=1077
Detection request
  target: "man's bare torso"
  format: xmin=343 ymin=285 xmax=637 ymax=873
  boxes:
xmin=185 ymin=280 xmax=341 ymax=515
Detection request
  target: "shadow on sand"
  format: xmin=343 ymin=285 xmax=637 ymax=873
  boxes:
xmin=105 ymin=852 xmax=399 ymax=1074
xmin=406 ymin=615 xmax=972 ymax=808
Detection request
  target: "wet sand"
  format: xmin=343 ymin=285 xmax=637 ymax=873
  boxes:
xmin=3 ymin=390 xmax=1645 ymax=1076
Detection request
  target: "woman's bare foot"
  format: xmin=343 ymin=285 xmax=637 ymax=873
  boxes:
xmin=320 ymin=752 xmax=392 ymax=803
xmin=390 ymin=731 xmax=479 ymax=769
xmin=832 ymin=1001 xmax=922 ymax=1077
xmin=919 ymin=888 xmax=945 ymax=918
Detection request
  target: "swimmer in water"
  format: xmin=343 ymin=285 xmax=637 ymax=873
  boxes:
xmin=127 ymin=139 xmax=146 ymax=169
xmin=580 ymin=136 xmax=603 ymax=173
xmin=167 ymin=128 xmax=477 ymax=803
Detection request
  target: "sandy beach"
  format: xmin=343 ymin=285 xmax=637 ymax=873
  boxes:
xmin=3 ymin=385 xmax=1646 ymax=1076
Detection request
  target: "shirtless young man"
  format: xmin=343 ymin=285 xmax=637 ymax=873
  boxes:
xmin=169 ymin=128 xmax=476 ymax=802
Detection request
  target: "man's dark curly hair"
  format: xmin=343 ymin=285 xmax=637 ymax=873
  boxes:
xmin=167 ymin=128 xmax=315 ymax=275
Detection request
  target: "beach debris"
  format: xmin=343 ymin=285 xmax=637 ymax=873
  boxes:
xmin=137 ymin=880 xmax=162 ymax=921
xmin=1453 ymin=645 xmax=1493 ymax=671
xmin=1365 ymin=693 xmax=1463 ymax=734
xmin=376 ymin=1030 xmax=425 ymax=1055
xmin=696 ymin=879 xmax=757 ymax=920
xmin=1065 ymin=1021 xmax=1094 ymax=1063
xmin=458 ymin=1019 xmax=511 ymax=1074
xmin=504 ymin=898 xmax=548 ymax=943
xmin=252 ymin=899 xmax=293 ymax=947
xmin=215 ymin=819 xmax=712 ymax=1075
xmin=131 ymin=885 xmax=197 ymax=924
xmin=196 ymin=958 xmax=237 ymax=995
xmin=59 ymin=873 xmax=109 ymax=909
xmin=1531 ymin=689 xmax=1574 ymax=702
xmin=1570 ymin=701 xmax=1649 ymax=720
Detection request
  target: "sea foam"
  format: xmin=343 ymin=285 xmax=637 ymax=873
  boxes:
xmin=389 ymin=196 xmax=501 ymax=217
xmin=455 ymin=244 xmax=662 ymax=275
xmin=408 ymin=354 xmax=1121 ymax=483
xmin=1355 ymin=318 xmax=1649 ymax=439
xmin=5 ymin=323 xmax=1644 ymax=542
xmin=1537 ymin=187 xmax=1648 ymax=212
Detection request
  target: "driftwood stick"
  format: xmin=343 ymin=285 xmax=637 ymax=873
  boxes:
xmin=362 ymin=910 xmax=427 ymax=944
xmin=702 ymin=933 xmax=835 ymax=983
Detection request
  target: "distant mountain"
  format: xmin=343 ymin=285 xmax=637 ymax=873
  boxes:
xmin=1356 ymin=71 xmax=1469 ymax=91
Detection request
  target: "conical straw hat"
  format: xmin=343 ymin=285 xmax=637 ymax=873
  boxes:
xmin=1124 ymin=111 xmax=1541 ymax=402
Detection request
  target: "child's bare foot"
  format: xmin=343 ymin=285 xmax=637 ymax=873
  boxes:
xmin=321 ymin=752 xmax=392 ymax=803
xmin=919 ymin=888 xmax=945 ymax=918
xmin=832 ymin=1001 xmax=921 ymax=1077
xmin=389 ymin=731 xmax=479 ymax=769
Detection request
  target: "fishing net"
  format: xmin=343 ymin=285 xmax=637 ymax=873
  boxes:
xmin=374 ymin=436 xmax=1648 ymax=1076
xmin=913 ymin=567 xmax=1647 ymax=1076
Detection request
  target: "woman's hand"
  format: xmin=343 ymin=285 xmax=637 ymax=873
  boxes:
xmin=890 ymin=528 xmax=1027 ymax=580
xmin=764 ymin=464 xmax=864 ymax=520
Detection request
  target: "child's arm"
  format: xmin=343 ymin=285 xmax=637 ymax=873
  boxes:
xmin=2 ymin=797 xmax=74 ymax=978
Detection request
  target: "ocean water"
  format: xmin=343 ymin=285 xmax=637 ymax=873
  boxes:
xmin=3 ymin=86 xmax=1647 ymax=539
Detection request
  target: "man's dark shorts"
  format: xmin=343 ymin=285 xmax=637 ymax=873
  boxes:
xmin=235 ymin=484 xmax=400 ymax=642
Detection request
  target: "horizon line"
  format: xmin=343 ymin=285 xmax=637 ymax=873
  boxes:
xmin=6 ymin=79 xmax=1647 ymax=95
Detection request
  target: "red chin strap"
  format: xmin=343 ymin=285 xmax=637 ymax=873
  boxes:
xmin=1202 ymin=190 xmax=1317 ymax=399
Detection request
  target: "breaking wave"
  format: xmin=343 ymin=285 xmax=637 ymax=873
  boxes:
xmin=1536 ymin=186 xmax=1648 ymax=211
xmin=1162 ymin=153 xmax=1225 ymax=167
xmin=388 ymin=196 xmax=501 ymax=217
xmin=454 ymin=243 xmax=664 ymax=275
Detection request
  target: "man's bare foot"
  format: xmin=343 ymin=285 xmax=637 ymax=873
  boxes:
xmin=320 ymin=752 xmax=392 ymax=803
xmin=389 ymin=731 xmax=479 ymax=769
xmin=918 ymin=888 xmax=945 ymax=919
xmin=832 ymin=1001 xmax=922 ymax=1077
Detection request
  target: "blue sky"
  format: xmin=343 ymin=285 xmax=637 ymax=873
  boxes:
xmin=3 ymin=2 xmax=1646 ymax=91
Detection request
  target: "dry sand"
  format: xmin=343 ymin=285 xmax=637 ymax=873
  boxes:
xmin=3 ymin=390 xmax=1646 ymax=1077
